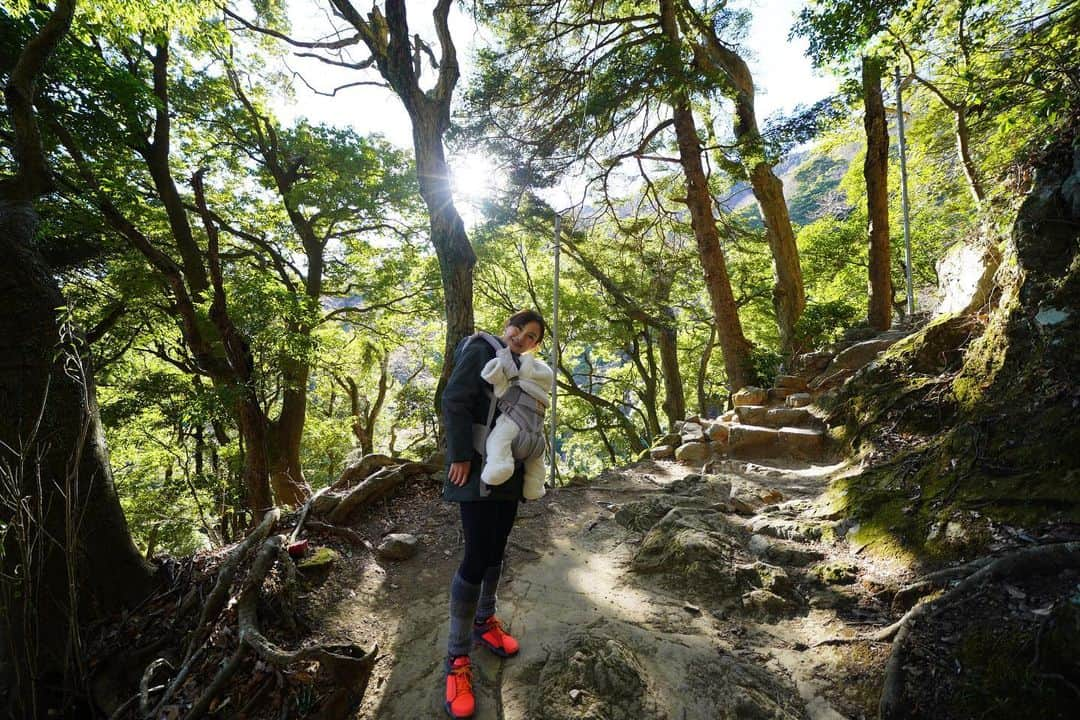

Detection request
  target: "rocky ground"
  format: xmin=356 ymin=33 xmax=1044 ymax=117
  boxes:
xmin=301 ymin=452 xmax=908 ymax=720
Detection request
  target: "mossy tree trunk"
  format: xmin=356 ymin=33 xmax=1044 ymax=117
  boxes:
xmin=863 ymin=56 xmax=892 ymax=331
xmin=0 ymin=2 xmax=155 ymax=713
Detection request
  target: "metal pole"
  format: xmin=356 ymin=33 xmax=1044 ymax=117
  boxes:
xmin=548 ymin=214 xmax=561 ymax=488
xmin=895 ymin=65 xmax=915 ymax=317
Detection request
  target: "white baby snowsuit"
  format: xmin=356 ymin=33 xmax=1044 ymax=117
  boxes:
xmin=479 ymin=346 xmax=553 ymax=500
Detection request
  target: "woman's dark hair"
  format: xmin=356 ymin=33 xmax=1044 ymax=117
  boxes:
xmin=506 ymin=309 xmax=547 ymax=344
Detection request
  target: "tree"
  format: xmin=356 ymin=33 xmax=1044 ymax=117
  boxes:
xmin=677 ymin=0 xmax=806 ymax=355
xmin=467 ymin=0 xmax=759 ymax=389
xmin=0 ymin=2 xmax=154 ymax=714
xmin=228 ymin=0 xmax=477 ymax=414
xmin=862 ymin=55 xmax=892 ymax=329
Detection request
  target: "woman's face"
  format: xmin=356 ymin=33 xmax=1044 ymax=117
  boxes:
xmin=503 ymin=321 xmax=542 ymax=355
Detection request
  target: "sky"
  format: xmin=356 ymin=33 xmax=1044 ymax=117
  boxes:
xmin=271 ymin=0 xmax=838 ymax=221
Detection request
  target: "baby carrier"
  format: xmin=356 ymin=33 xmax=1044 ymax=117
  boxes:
xmin=465 ymin=332 xmax=548 ymax=464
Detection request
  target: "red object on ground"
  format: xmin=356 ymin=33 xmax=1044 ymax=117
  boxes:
xmin=287 ymin=539 xmax=309 ymax=557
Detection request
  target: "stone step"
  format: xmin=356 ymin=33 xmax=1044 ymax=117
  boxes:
xmin=775 ymin=374 xmax=809 ymax=391
xmin=727 ymin=423 xmax=778 ymax=451
xmin=777 ymin=426 xmax=826 ymax=457
xmin=734 ymin=405 xmax=820 ymax=429
xmin=786 ymin=392 xmax=812 ymax=408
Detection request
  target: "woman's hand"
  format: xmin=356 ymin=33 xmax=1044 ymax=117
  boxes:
xmin=449 ymin=461 xmax=471 ymax=487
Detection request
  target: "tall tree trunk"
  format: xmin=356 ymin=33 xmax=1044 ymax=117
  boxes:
xmin=0 ymin=202 xmax=155 ymax=715
xmin=955 ymin=107 xmax=985 ymax=205
xmin=235 ymin=396 xmax=274 ymax=516
xmin=863 ymin=56 xmax=893 ymax=331
xmin=697 ymin=323 xmax=717 ymax=414
xmin=660 ymin=0 xmax=755 ymax=391
xmin=670 ymin=102 xmax=755 ymax=391
xmin=681 ymin=5 xmax=805 ymax=354
xmin=268 ymin=378 xmax=310 ymax=508
xmin=331 ymin=0 xmax=475 ymax=429
xmin=412 ymin=115 xmax=476 ymax=413
xmin=656 ymin=314 xmax=685 ymax=427
xmin=630 ymin=332 xmax=662 ymax=438
xmin=0 ymin=4 xmax=154 ymax=712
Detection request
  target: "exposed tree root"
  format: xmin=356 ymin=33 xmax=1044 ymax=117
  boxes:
xmin=889 ymin=556 xmax=994 ymax=612
xmin=125 ymin=507 xmax=376 ymax=720
xmin=878 ymin=541 xmax=1080 ymax=720
xmin=305 ymin=520 xmax=374 ymax=549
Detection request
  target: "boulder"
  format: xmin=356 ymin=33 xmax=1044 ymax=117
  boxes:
xmin=376 ymin=533 xmax=419 ymax=561
xmin=732 ymin=386 xmax=768 ymax=406
xmin=705 ymin=420 xmax=730 ymax=443
xmin=812 ymin=561 xmax=859 ymax=585
xmin=296 ymin=546 xmax=340 ymax=584
xmin=759 ymin=488 xmax=784 ymax=505
xmin=935 ymin=240 xmax=1001 ymax=316
xmin=528 ymin=633 xmax=664 ymax=720
xmin=741 ymin=589 xmax=796 ymax=620
xmin=750 ymin=517 xmax=823 ymax=543
xmin=664 ymin=473 xmax=732 ymax=502
xmin=792 ymin=350 xmax=834 ymax=375
xmin=681 ymin=422 xmax=706 ymax=442
xmin=656 ymin=432 xmax=682 ymax=447
xmin=728 ymin=488 xmax=765 ymax=515
xmin=631 ymin=507 xmax=744 ymax=601
xmin=821 ymin=335 xmax=905 ymax=376
xmin=614 ymin=495 xmax=685 ymax=532
xmin=649 ymin=444 xmax=675 ymax=460
xmin=675 ymin=441 xmax=711 ymax=463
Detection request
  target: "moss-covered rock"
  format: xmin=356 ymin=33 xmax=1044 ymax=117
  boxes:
xmin=631 ymin=507 xmax=745 ymax=606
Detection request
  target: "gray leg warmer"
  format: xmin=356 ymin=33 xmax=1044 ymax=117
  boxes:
xmin=447 ymin=572 xmax=481 ymax=657
xmin=475 ymin=563 xmax=502 ymax=623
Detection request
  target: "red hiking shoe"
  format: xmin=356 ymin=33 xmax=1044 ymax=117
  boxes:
xmin=444 ymin=655 xmax=475 ymax=718
xmin=473 ymin=616 xmax=520 ymax=657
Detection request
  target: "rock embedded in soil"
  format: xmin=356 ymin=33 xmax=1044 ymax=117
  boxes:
xmin=812 ymin=561 xmax=859 ymax=585
xmin=376 ymin=533 xmax=418 ymax=561
xmin=747 ymin=534 xmax=825 ymax=567
xmin=741 ymin=589 xmax=797 ymax=620
xmin=614 ymin=495 xmax=687 ymax=533
xmin=631 ymin=507 xmax=744 ymax=602
xmin=528 ymin=632 xmax=666 ymax=720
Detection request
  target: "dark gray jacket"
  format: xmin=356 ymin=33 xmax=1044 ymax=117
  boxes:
xmin=441 ymin=333 xmax=525 ymax=502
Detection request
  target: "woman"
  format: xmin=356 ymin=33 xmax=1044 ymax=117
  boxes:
xmin=440 ymin=309 xmax=547 ymax=719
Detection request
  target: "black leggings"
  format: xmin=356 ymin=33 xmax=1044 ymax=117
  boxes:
xmin=457 ymin=500 xmax=519 ymax=585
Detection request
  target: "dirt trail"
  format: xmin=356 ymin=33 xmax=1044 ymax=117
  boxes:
xmin=308 ymin=457 xmax=894 ymax=719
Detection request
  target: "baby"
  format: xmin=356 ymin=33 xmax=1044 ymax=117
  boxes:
xmin=478 ymin=345 xmax=553 ymax=500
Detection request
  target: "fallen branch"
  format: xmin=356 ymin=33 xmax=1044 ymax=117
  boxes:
xmin=323 ymin=461 xmax=437 ymax=525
